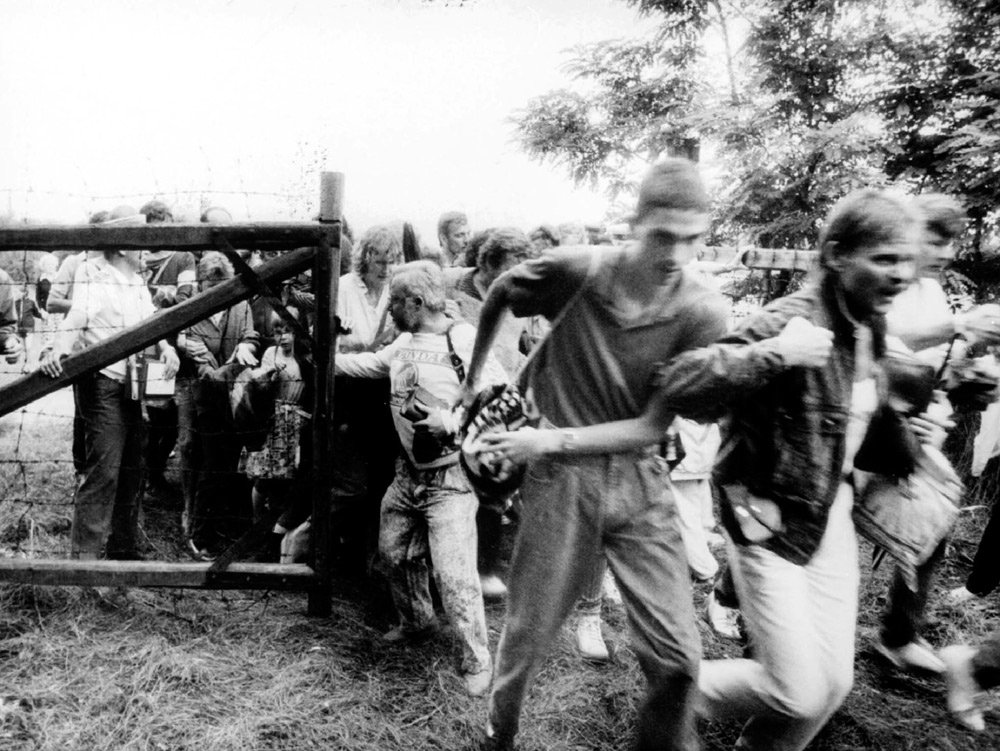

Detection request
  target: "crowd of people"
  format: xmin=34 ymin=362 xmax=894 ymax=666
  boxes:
xmin=4 ymin=160 xmax=1000 ymax=748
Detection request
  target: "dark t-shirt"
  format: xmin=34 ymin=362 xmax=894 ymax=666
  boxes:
xmin=495 ymin=245 xmax=729 ymax=428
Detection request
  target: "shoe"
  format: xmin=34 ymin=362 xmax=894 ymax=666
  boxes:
xmin=941 ymin=645 xmax=985 ymax=732
xmin=483 ymin=718 xmax=515 ymax=750
xmin=463 ymin=665 xmax=492 ymax=697
xmin=187 ymin=539 xmax=216 ymax=562
xmin=480 ymin=573 xmax=508 ymax=600
xmin=382 ymin=622 xmax=439 ymax=644
xmin=575 ymin=614 xmax=610 ymax=663
xmin=876 ymin=637 xmax=946 ymax=674
xmin=706 ymin=591 xmax=742 ymax=641
xmin=947 ymin=586 xmax=978 ymax=605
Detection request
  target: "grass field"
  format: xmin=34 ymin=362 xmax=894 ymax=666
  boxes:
xmin=2 ymin=387 xmax=1000 ymax=750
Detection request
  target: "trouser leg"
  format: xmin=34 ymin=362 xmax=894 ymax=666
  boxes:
xmin=972 ymin=632 xmax=1000 ymax=689
xmin=378 ymin=460 xmax=436 ymax=631
xmin=967 ymin=502 xmax=1000 ymax=596
xmin=477 ymin=493 xmax=505 ymax=577
xmin=488 ymin=457 xmax=602 ymax=739
xmin=603 ymin=455 xmax=700 ymax=751
xmin=714 ymin=561 xmax=740 ymax=608
xmin=880 ymin=537 xmax=947 ymax=648
xmin=699 ymin=484 xmax=858 ymax=751
xmin=71 ymin=375 xmax=131 ymax=558
xmin=107 ymin=396 xmax=145 ymax=554
xmin=425 ymin=465 xmax=490 ymax=674
xmin=144 ymin=400 xmax=177 ymax=478
xmin=71 ymin=382 xmax=86 ymax=475
xmin=672 ymin=477 xmax=719 ymax=581
xmin=174 ymin=378 xmax=199 ymax=528
xmin=575 ymin=556 xmax=606 ymax=617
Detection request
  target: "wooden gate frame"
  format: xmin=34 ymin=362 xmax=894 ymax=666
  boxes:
xmin=0 ymin=173 xmax=344 ymax=616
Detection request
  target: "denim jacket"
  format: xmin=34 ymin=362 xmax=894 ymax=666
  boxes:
xmin=656 ymin=276 xmax=887 ymax=564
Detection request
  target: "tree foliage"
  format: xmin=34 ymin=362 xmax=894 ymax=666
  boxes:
xmin=513 ymin=0 xmax=1000 ymax=252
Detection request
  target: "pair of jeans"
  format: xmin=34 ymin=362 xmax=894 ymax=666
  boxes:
xmin=71 ymin=373 xmax=144 ymax=558
xmin=379 ymin=457 xmax=490 ymax=675
xmin=699 ymin=483 xmax=859 ymax=751
xmin=489 ymin=452 xmax=700 ymax=751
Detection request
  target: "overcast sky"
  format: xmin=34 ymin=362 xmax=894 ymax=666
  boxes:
xmin=0 ymin=0 xmax=657 ymax=242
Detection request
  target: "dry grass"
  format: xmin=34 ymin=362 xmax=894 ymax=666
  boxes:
xmin=2 ymin=391 xmax=1000 ymax=749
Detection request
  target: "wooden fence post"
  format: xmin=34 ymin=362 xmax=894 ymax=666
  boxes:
xmin=308 ymin=172 xmax=343 ymax=617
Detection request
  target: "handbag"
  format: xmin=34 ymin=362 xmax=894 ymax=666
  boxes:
xmin=459 ymin=250 xmax=602 ymax=497
xmin=127 ymin=354 xmax=176 ymax=401
xmin=853 ymin=445 xmax=962 ymax=591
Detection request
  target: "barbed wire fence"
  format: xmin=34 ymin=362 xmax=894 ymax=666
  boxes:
xmin=0 ymin=184 xmax=341 ymax=615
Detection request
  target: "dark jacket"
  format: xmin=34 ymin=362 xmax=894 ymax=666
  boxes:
xmin=656 ymin=275 xmax=888 ymax=564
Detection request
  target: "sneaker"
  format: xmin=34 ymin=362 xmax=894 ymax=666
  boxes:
xmin=706 ymin=591 xmax=742 ymax=641
xmin=941 ymin=645 xmax=985 ymax=732
xmin=480 ymin=573 xmax=508 ymax=601
xmin=575 ymin=614 xmax=610 ymax=663
xmin=947 ymin=586 xmax=978 ymax=605
xmin=875 ymin=637 xmax=945 ymax=674
xmin=463 ymin=665 xmax=492 ymax=697
xmin=186 ymin=539 xmax=216 ymax=562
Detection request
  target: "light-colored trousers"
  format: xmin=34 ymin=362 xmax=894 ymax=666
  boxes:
xmin=699 ymin=482 xmax=859 ymax=751
xmin=379 ymin=457 xmax=490 ymax=675
xmin=489 ymin=452 xmax=700 ymax=751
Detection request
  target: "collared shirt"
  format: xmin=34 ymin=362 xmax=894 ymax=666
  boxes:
xmin=336 ymin=271 xmax=390 ymax=353
xmin=58 ymin=257 xmax=155 ymax=382
xmin=497 ymin=245 xmax=729 ymax=428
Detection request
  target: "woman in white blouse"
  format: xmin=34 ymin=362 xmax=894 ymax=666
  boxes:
xmin=332 ymin=226 xmax=403 ymax=571
xmin=337 ymin=226 xmax=403 ymax=353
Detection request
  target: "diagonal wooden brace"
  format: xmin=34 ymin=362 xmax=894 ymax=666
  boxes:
xmin=213 ymin=234 xmax=316 ymax=358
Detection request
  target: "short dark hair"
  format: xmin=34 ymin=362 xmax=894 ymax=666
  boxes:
xmin=634 ymin=158 xmax=710 ymax=220
xmin=818 ymin=189 xmax=920 ymax=264
xmin=463 ymin=228 xmax=497 ymax=268
xmin=478 ymin=227 xmax=531 ymax=272
xmin=915 ymin=193 xmax=966 ymax=242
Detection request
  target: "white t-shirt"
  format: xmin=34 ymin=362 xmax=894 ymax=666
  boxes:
xmin=335 ymin=321 xmax=507 ymax=469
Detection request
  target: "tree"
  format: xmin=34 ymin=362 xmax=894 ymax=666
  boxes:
xmin=513 ymin=0 xmax=1000 ymax=251
xmin=878 ymin=0 xmax=1000 ymax=257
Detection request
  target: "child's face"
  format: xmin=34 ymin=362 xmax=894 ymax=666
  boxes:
xmin=273 ymin=321 xmax=294 ymax=353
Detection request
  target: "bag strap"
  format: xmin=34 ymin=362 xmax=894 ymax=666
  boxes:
xmin=513 ymin=248 xmax=602 ymax=380
xmin=444 ymin=321 xmax=467 ymax=383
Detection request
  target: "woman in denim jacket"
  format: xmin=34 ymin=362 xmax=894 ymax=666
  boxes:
xmin=478 ymin=188 xmax=924 ymax=751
